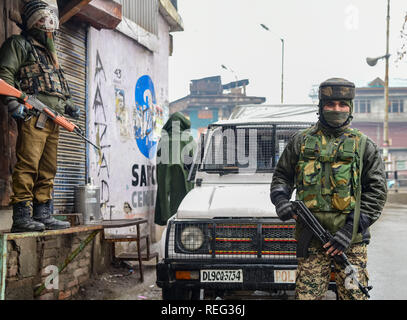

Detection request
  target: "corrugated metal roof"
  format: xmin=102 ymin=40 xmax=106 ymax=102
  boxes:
xmin=228 ymin=104 xmax=318 ymax=123
xmin=114 ymin=0 xmax=158 ymax=35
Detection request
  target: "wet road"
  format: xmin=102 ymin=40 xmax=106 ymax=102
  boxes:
xmin=134 ymin=204 xmax=407 ymax=300
xmin=368 ymin=203 xmax=407 ymax=300
xmin=77 ymin=203 xmax=406 ymax=300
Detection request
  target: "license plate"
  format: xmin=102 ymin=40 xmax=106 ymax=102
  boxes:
xmin=200 ymin=269 xmax=243 ymax=283
xmin=274 ymin=269 xmax=296 ymax=284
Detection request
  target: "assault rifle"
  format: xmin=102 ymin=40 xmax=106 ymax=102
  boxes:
xmin=0 ymin=78 xmax=100 ymax=151
xmin=292 ymin=200 xmax=372 ymax=298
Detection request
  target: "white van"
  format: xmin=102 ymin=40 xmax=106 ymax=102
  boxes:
xmin=155 ymin=104 xmax=334 ymax=300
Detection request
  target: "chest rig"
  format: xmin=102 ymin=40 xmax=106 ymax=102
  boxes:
xmin=295 ymin=126 xmax=364 ymax=214
xmin=17 ymin=38 xmax=71 ymax=100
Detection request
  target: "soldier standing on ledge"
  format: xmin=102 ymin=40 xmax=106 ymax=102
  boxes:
xmin=0 ymin=0 xmax=81 ymax=232
xmin=270 ymin=78 xmax=387 ymax=299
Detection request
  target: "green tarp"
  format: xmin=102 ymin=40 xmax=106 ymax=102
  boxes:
xmin=154 ymin=112 xmax=196 ymax=226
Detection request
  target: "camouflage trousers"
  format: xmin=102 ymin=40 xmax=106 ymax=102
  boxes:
xmin=295 ymin=243 xmax=369 ymax=300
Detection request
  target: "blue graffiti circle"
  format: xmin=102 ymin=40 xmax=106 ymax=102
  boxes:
xmin=134 ymin=75 xmax=157 ymax=159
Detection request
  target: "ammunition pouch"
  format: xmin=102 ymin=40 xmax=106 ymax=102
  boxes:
xmin=17 ymin=38 xmax=71 ymax=100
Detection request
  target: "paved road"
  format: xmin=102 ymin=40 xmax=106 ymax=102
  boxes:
xmin=368 ymin=203 xmax=407 ymax=300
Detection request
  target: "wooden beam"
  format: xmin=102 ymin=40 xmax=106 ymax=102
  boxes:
xmin=75 ymin=0 xmax=122 ymax=30
xmin=59 ymin=0 xmax=92 ymax=25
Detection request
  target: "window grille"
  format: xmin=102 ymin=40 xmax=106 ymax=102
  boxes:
xmin=201 ymin=123 xmax=312 ymax=173
xmin=389 ymin=100 xmax=404 ymax=113
xmin=354 ymin=99 xmax=371 ymax=113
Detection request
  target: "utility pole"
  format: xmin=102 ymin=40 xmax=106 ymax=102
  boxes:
xmin=281 ymin=38 xmax=284 ymax=104
xmin=383 ymin=0 xmax=390 ymax=162
xmin=260 ymin=24 xmax=285 ymax=104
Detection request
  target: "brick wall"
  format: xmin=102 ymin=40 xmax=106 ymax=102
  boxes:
xmin=5 ymin=231 xmax=111 ymax=300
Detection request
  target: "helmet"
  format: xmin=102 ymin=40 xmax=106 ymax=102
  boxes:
xmin=318 ymin=78 xmax=355 ymax=128
xmin=21 ymin=0 xmax=59 ymax=32
xmin=318 ymin=78 xmax=355 ymax=101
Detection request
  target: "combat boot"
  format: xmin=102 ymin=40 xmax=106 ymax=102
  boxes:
xmin=33 ymin=200 xmax=71 ymax=230
xmin=11 ymin=201 xmax=45 ymax=233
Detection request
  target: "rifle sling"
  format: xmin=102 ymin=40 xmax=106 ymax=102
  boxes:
xmin=352 ymin=134 xmax=368 ymax=242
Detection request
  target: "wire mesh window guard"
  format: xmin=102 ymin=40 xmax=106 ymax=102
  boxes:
xmin=200 ymin=123 xmax=312 ymax=173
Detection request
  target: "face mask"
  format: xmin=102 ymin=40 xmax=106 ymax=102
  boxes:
xmin=29 ymin=8 xmax=59 ymax=33
xmin=27 ymin=28 xmax=48 ymax=44
xmin=322 ymin=110 xmax=350 ymax=127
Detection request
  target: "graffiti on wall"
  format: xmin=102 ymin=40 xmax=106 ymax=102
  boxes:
xmin=115 ymin=88 xmax=131 ymax=140
xmin=90 ymin=48 xmax=166 ymax=218
xmin=92 ymin=50 xmax=111 ymax=214
xmin=131 ymin=163 xmax=156 ymax=210
xmin=134 ymin=75 xmax=162 ymax=160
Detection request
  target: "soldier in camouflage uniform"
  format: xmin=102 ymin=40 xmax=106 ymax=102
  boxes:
xmin=270 ymin=78 xmax=387 ymax=300
xmin=0 ymin=1 xmax=80 ymax=232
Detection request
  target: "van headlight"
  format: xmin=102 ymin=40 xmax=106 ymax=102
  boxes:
xmin=180 ymin=226 xmax=204 ymax=251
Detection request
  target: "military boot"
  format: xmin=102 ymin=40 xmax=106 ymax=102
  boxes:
xmin=11 ymin=201 xmax=45 ymax=233
xmin=33 ymin=200 xmax=71 ymax=230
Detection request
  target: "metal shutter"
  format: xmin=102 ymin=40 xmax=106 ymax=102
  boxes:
xmin=53 ymin=22 xmax=87 ymax=213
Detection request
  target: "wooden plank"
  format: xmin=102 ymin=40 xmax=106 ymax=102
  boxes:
xmin=105 ymin=234 xmax=148 ymax=242
xmin=0 ymin=224 xmax=103 ymax=239
xmin=59 ymin=0 xmax=93 ymax=25
xmin=101 ymin=218 xmax=148 ymax=229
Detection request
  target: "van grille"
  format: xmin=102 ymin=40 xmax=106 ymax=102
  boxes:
xmin=166 ymin=219 xmax=297 ymax=261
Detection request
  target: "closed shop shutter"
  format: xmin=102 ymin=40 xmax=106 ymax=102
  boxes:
xmin=53 ymin=22 xmax=87 ymax=213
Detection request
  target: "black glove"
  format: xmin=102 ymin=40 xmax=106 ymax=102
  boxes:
xmin=328 ymin=222 xmax=353 ymax=253
xmin=64 ymin=99 xmax=80 ymax=119
xmin=275 ymin=199 xmax=295 ymax=221
xmin=358 ymin=213 xmax=372 ymax=234
xmin=345 ymin=211 xmax=371 ymax=234
xmin=271 ymin=185 xmax=294 ymax=221
xmin=6 ymin=97 xmax=27 ymax=120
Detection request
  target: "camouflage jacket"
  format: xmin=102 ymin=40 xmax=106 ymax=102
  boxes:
xmin=270 ymin=121 xmax=387 ymax=243
xmin=0 ymin=33 xmax=69 ymax=113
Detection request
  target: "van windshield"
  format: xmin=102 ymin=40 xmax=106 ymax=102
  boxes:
xmin=200 ymin=123 xmax=312 ymax=173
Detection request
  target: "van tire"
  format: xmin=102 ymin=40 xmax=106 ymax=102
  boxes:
xmin=162 ymin=286 xmax=200 ymax=300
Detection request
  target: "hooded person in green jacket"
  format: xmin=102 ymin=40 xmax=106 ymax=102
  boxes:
xmin=154 ymin=112 xmax=196 ymax=226
xmin=270 ymin=78 xmax=387 ymax=300
xmin=0 ymin=0 xmax=79 ymax=232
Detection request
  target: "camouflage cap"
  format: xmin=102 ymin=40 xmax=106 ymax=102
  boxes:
xmin=318 ymin=78 xmax=355 ymax=101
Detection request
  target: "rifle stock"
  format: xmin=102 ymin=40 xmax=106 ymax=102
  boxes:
xmin=292 ymin=200 xmax=372 ymax=298
xmin=0 ymin=78 xmax=100 ymax=150
xmin=0 ymin=79 xmax=26 ymax=100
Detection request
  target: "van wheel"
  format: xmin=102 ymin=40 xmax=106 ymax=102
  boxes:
xmin=162 ymin=286 xmax=200 ymax=300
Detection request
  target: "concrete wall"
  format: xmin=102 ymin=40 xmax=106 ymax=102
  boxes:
xmin=188 ymin=108 xmax=219 ymax=139
xmin=87 ymin=14 xmax=171 ymax=242
xmin=353 ymin=96 xmax=407 ymax=123
xmin=352 ymin=122 xmax=407 ymax=150
xmin=5 ymin=231 xmax=111 ymax=300
xmin=0 ymin=0 xmax=22 ymax=206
